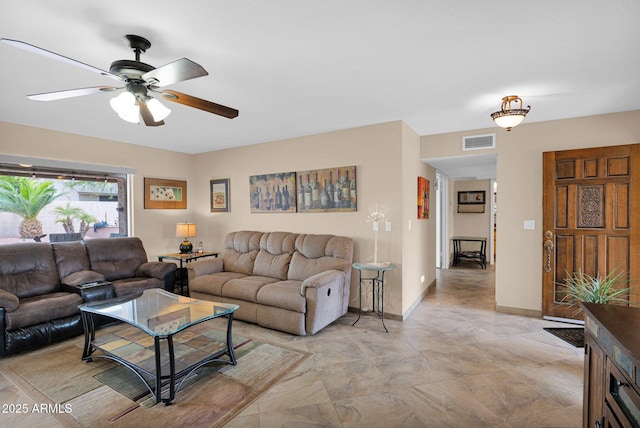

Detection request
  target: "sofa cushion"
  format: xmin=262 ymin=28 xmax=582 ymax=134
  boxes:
xmin=257 ymin=280 xmax=306 ymax=313
xmin=85 ymin=237 xmax=148 ymax=281
xmin=0 ymin=243 xmax=60 ymax=298
xmin=221 ymin=276 xmax=278 ymax=303
xmin=222 ymin=231 xmax=262 ymax=275
xmin=52 ymin=242 xmax=107 ymax=286
xmin=111 ymin=277 xmax=164 ymax=297
xmin=52 ymin=241 xmax=91 ymax=278
xmin=4 ymin=292 xmax=82 ymax=330
xmin=288 ymin=234 xmax=353 ymax=281
xmin=189 ymin=272 xmax=246 ymax=296
xmin=253 ymin=232 xmax=297 ymax=280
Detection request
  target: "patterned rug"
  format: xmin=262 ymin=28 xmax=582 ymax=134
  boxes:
xmin=1 ymin=319 xmax=310 ymax=427
xmin=543 ymin=327 xmax=585 ymax=347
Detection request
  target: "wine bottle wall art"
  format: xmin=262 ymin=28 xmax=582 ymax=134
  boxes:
xmin=249 ymin=172 xmax=297 ymax=213
xmin=249 ymin=166 xmax=356 ymax=213
xmin=296 ymin=166 xmax=357 ymax=213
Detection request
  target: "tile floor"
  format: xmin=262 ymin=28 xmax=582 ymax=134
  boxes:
xmin=226 ymin=265 xmax=584 ymax=427
xmin=0 ymin=265 xmax=584 ymax=427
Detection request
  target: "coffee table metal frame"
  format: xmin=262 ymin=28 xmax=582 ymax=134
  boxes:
xmin=79 ymin=288 xmax=239 ymax=405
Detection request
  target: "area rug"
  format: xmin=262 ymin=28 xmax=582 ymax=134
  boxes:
xmin=543 ymin=327 xmax=584 ymax=348
xmin=0 ymin=319 xmax=310 ymax=427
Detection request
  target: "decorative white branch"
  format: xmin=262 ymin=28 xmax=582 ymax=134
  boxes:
xmin=366 ymin=204 xmax=388 ymax=266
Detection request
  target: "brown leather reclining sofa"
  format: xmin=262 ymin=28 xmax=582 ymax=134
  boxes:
xmin=0 ymin=237 xmax=175 ymax=356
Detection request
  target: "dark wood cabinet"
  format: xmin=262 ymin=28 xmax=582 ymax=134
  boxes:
xmin=582 ymin=303 xmax=640 ymax=428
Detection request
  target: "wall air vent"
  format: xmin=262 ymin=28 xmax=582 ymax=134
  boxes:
xmin=462 ymin=134 xmax=495 ymax=151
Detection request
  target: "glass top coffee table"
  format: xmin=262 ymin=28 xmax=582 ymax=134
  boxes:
xmin=79 ymin=288 xmax=239 ymax=405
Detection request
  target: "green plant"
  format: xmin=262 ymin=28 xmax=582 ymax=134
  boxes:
xmin=560 ymin=267 xmax=634 ymax=312
xmin=77 ymin=211 xmax=98 ymax=238
xmin=51 ymin=202 xmax=98 ymax=238
xmin=52 ymin=202 xmax=83 ymax=233
xmin=0 ymin=176 xmax=66 ymax=238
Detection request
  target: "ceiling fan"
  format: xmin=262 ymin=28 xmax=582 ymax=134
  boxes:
xmin=0 ymin=35 xmax=239 ymax=126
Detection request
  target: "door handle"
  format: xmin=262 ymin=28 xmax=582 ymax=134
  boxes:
xmin=543 ymin=231 xmax=554 ymax=272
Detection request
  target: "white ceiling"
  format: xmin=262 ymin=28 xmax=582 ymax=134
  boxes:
xmin=1 ymin=1 xmax=639 ymax=158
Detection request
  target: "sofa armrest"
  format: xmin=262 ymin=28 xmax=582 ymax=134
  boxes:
xmin=136 ymin=262 xmax=176 ymax=280
xmin=300 ymin=270 xmax=344 ymax=296
xmin=187 ymin=258 xmax=223 ymax=281
xmin=0 ymin=289 xmax=19 ymax=312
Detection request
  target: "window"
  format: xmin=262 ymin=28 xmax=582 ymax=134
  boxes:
xmin=0 ymin=161 xmax=130 ymax=245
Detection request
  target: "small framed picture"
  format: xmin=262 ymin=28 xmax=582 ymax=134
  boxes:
xmin=210 ymin=179 xmax=230 ymax=212
xmin=458 ymin=191 xmax=485 ymax=205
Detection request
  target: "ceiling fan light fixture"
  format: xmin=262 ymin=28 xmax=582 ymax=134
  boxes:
xmin=490 ymin=95 xmax=531 ymax=131
xmin=110 ymin=91 xmax=136 ymax=114
xmin=118 ymin=106 xmax=140 ymax=124
xmin=146 ymin=98 xmax=171 ymax=121
xmin=110 ymin=91 xmax=140 ymax=124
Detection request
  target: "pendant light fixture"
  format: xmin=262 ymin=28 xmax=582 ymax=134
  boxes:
xmin=491 ymin=95 xmax=531 ymax=131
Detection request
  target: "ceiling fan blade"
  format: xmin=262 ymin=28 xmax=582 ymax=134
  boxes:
xmin=139 ymin=101 xmax=165 ymax=127
xmin=27 ymin=86 xmax=120 ymax=101
xmin=159 ymin=90 xmax=239 ymax=119
xmin=0 ymin=38 xmax=123 ymax=82
xmin=142 ymin=58 xmax=208 ymax=87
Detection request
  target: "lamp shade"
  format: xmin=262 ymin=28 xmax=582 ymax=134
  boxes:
xmin=147 ymin=98 xmax=171 ymax=121
xmin=110 ymin=91 xmax=140 ymax=124
xmin=492 ymin=112 xmax=526 ymax=129
xmin=176 ymin=223 xmax=197 ymax=238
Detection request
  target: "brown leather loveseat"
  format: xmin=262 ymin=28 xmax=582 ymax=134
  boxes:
xmin=0 ymin=237 xmax=175 ymax=356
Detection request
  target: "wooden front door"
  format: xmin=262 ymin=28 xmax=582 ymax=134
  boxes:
xmin=542 ymin=144 xmax=639 ymax=320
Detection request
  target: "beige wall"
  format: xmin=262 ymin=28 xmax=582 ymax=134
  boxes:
xmin=401 ymin=122 xmax=435 ymax=316
xmin=421 ymin=110 xmax=640 ymax=314
xmin=1 ymin=120 xmax=436 ymax=319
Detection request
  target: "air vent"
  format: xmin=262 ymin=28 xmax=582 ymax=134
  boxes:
xmin=462 ymin=134 xmax=495 ymax=151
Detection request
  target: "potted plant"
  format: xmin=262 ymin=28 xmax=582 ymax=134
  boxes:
xmin=560 ymin=267 xmax=635 ymax=316
xmin=545 ymin=268 xmax=635 ymax=347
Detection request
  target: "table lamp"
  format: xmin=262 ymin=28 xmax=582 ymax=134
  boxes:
xmin=176 ymin=223 xmax=197 ymax=253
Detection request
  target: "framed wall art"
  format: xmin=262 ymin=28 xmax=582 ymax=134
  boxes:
xmin=457 ymin=190 xmax=486 ymax=213
xmin=458 ymin=190 xmax=486 ymax=205
xmin=418 ymin=176 xmax=430 ymax=219
xmin=296 ymin=165 xmax=357 ymax=213
xmin=210 ymin=179 xmax=230 ymax=212
xmin=249 ymin=172 xmax=297 ymax=213
xmin=144 ymin=178 xmax=187 ymax=209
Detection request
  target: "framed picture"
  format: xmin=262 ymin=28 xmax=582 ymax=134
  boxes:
xmin=418 ymin=176 xmax=430 ymax=219
xmin=210 ymin=179 xmax=230 ymax=212
xmin=249 ymin=172 xmax=297 ymax=213
xmin=144 ymin=178 xmax=187 ymax=209
xmin=458 ymin=190 xmax=485 ymax=205
xmin=296 ymin=165 xmax=357 ymax=213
